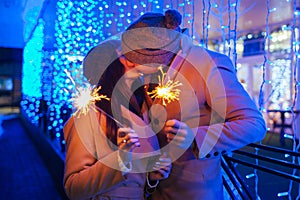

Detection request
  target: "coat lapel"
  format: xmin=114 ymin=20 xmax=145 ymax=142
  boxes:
xmin=120 ymin=105 xmax=161 ymax=159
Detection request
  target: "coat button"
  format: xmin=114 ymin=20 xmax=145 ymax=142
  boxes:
xmin=205 ymin=153 xmax=211 ymax=158
xmin=213 ymin=151 xmax=219 ymax=156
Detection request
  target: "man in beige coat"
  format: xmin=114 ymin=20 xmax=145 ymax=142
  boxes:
xmin=120 ymin=10 xmax=266 ymax=199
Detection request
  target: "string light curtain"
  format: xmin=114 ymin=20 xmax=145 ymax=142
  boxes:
xmin=289 ymin=0 xmax=300 ymax=198
xmin=21 ymin=19 xmax=44 ymax=125
xmin=20 ymin=0 xmax=300 ymax=198
xmin=21 ymin=0 xmax=299 ymax=173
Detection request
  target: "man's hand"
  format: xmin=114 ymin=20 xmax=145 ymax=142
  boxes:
xmin=149 ymin=152 xmax=172 ymax=181
xmin=164 ymin=119 xmax=195 ymax=149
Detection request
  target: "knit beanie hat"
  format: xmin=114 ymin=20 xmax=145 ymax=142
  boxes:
xmin=122 ymin=9 xmax=182 ymax=66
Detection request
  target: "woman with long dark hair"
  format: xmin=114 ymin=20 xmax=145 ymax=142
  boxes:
xmin=63 ymin=40 xmax=171 ymax=200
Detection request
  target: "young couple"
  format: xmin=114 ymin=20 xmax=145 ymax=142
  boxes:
xmin=63 ymin=9 xmax=266 ymax=200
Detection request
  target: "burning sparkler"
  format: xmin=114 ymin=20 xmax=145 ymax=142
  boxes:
xmin=64 ymin=70 xmax=109 ymax=117
xmin=147 ymin=66 xmax=182 ymax=106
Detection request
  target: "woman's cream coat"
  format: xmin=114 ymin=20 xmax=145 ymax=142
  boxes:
xmin=64 ymin=107 xmax=159 ymax=200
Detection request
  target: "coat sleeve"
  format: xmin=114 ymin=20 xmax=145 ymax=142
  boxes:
xmin=191 ymin=48 xmax=267 ymax=159
xmin=63 ymin=116 xmax=125 ymax=200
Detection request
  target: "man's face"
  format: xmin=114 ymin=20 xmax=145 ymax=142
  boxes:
xmin=119 ymin=55 xmax=160 ymax=78
xmin=134 ymin=64 xmax=160 ymax=75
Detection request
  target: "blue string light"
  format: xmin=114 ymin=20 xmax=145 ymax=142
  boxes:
xmin=288 ymin=0 xmax=300 ymax=198
xmin=258 ymin=0 xmax=271 ymax=112
xmin=227 ymin=0 xmax=232 ymax=57
xmin=201 ymin=0 xmax=206 ymax=45
xmin=205 ymin=1 xmax=211 ymax=47
xmin=232 ymin=0 xmax=238 ymax=70
xmin=22 ymin=19 xmax=44 ymax=125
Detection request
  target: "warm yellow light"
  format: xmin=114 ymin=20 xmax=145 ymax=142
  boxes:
xmin=71 ymin=84 xmax=109 ymax=116
xmin=147 ymin=66 xmax=182 ymax=106
xmin=65 ymin=70 xmax=109 ymax=117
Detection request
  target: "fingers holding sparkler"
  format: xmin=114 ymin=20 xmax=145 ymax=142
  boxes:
xmin=117 ymin=127 xmax=141 ymax=151
xmin=117 ymin=127 xmax=141 ymax=164
xmin=164 ymin=119 xmax=195 ymax=149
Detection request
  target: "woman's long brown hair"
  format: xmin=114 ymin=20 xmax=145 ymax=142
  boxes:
xmin=95 ymin=57 xmax=125 ymax=147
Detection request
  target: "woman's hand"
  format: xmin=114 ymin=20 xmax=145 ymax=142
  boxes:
xmin=164 ymin=119 xmax=195 ymax=149
xmin=148 ymin=152 xmax=172 ymax=181
xmin=117 ymin=127 xmax=140 ymax=163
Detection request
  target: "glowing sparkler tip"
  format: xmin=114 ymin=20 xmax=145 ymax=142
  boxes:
xmin=70 ymin=84 xmax=109 ymax=117
xmin=148 ymin=66 xmax=182 ymax=106
xmin=64 ymin=70 xmax=110 ymax=117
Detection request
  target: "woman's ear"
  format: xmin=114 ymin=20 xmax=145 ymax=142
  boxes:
xmin=118 ymin=55 xmax=127 ymax=67
xmin=119 ymin=56 xmax=135 ymax=71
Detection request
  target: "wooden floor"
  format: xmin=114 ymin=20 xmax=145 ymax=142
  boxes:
xmin=0 ymin=114 xmax=67 ymax=200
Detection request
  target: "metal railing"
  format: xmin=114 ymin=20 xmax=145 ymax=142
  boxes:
xmin=222 ymin=142 xmax=300 ymax=199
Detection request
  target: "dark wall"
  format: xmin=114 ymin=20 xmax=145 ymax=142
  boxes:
xmin=0 ymin=47 xmax=23 ymax=107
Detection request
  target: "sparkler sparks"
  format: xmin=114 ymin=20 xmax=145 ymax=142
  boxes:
xmin=71 ymin=84 xmax=110 ymax=116
xmin=64 ymin=70 xmax=109 ymax=117
xmin=147 ymin=66 xmax=182 ymax=106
